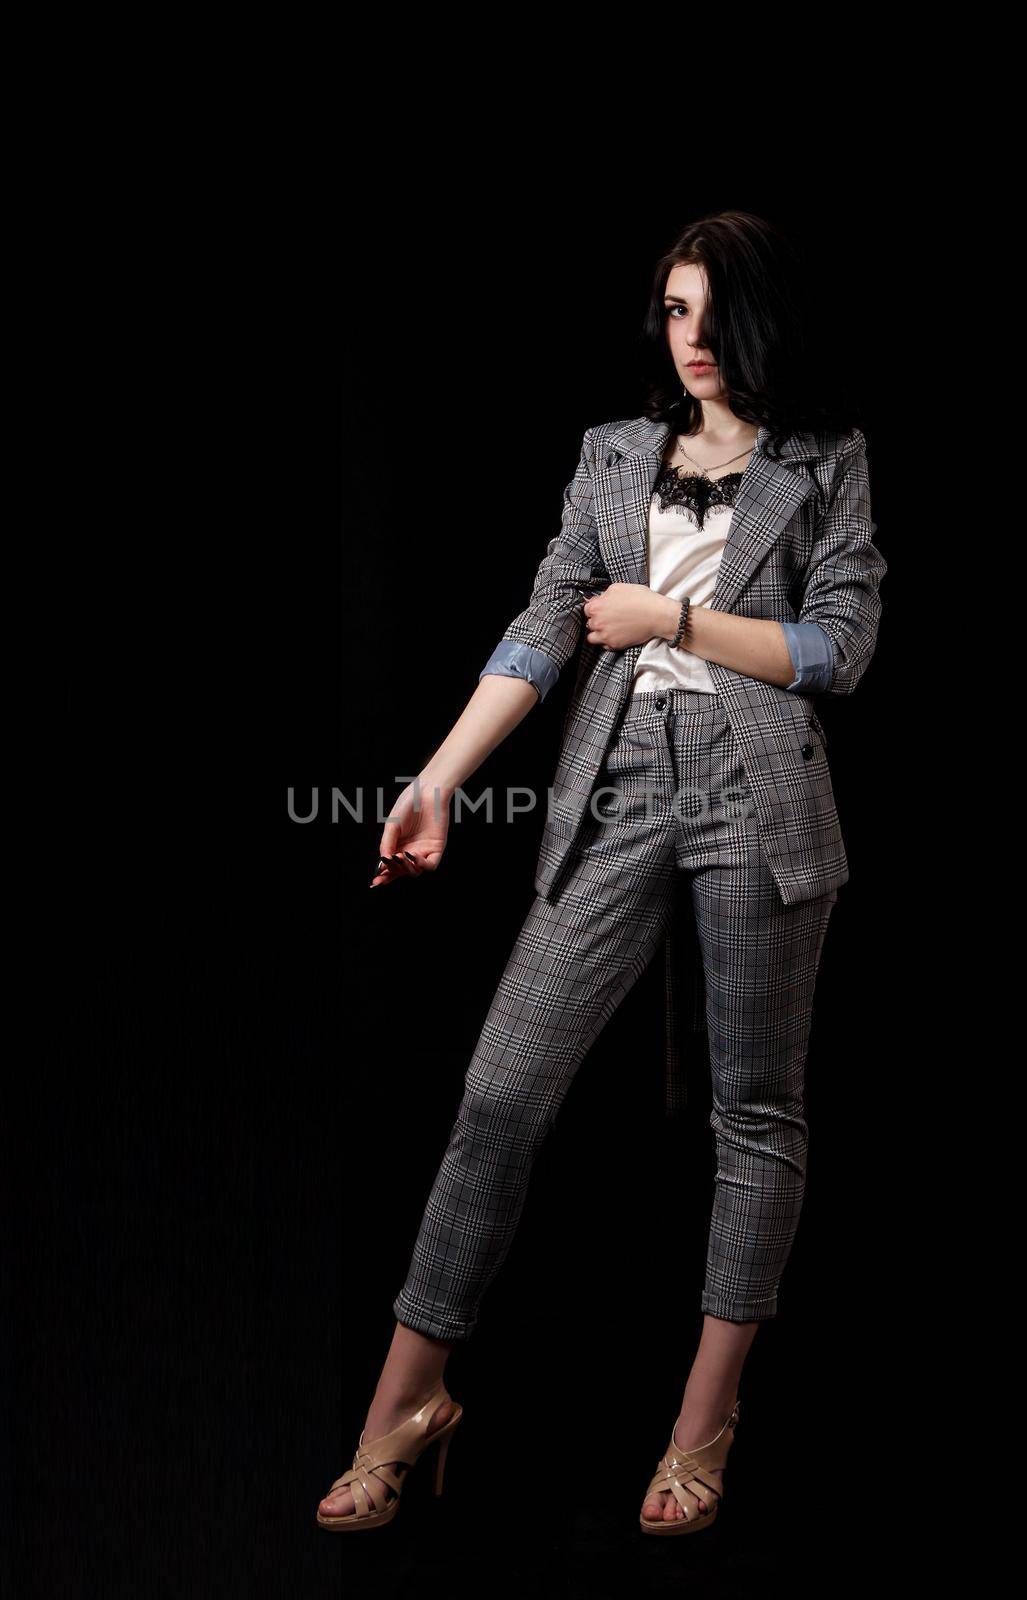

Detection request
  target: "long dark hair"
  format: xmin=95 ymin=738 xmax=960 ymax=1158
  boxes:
xmin=638 ymin=210 xmax=861 ymax=460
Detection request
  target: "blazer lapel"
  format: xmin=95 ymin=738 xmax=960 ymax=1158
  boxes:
xmin=592 ymin=415 xmax=821 ymax=614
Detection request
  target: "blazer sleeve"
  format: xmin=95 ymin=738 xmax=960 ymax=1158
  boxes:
xmin=793 ymin=427 xmax=888 ymax=697
xmin=478 ymin=427 xmax=611 ymax=703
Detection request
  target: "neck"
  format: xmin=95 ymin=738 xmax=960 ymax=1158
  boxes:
xmin=696 ymin=399 xmax=757 ymax=442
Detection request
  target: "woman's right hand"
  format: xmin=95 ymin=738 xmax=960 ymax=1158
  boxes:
xmin=371 ymin=776 xmax=450 ymax=887
xmin=370 ymin=675 xmax=539 ymax=888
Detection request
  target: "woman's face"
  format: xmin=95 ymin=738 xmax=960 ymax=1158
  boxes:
xmin=664 ymin=261 xmax=722 ymax=398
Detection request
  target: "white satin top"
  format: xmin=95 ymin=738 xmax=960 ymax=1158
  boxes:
xmin=630 ymin=470 xmax=743 ymax=696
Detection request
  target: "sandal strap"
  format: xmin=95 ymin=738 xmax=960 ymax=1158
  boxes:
xmin=352 ymin=1382 xmax=451 ymax=1470
xmin=666 ymin=1474 xmax=717 ymax=1519
xmin=361 ymin=1461 xmax=404 ymax=1495
xmin=329 ymin=1461 xmax=394 ymax=1518
xmin=648 ymin=1456 xmax=723 ymax=1496
xmin=324 ymin=1382 xmax=454 ymax=1516
xmin=645 ymin=1400 xmax=741 ymax=1504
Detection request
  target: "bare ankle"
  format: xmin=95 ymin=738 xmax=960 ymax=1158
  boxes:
xmin=373 ymin=1376 xmax=448 ymax=1414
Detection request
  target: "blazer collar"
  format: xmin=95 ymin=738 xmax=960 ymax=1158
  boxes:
xmin=593 ymin=413 xmax=822 ymax=616
xmin=603 ymin=413 xmax=820 ymax=463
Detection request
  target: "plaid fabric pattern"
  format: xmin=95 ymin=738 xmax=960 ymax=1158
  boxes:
xmin=393 ymin=689 xmax=838 ymax=1340
xmin=486 ymin=415 xmax=885 ymax=1110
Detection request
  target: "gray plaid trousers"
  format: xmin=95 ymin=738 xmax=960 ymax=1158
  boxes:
xmin=393 ymin=687 xmax=837 ymax=1339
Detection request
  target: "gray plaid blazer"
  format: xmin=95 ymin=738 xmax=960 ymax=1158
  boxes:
xmin=492 ymin=412 xmax=887 ymax=1109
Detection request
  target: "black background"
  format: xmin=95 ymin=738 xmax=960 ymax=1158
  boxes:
xmin=11 ymin=118 xmax=953 ymax=1599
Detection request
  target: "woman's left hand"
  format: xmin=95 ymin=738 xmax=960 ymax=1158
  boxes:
xmin=583 ymin=584 xmax=677 ymax=651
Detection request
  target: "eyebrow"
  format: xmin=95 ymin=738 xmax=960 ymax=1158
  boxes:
xmin=663 ymin=295 xmax=697 ymax=304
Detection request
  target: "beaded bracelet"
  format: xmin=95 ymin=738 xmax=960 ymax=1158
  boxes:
xmin=668 ymin=596 xmax=690 ymax=649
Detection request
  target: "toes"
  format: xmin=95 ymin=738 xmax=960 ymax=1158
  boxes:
xmin=642 ymin=1489 xmax=710 ymax=1524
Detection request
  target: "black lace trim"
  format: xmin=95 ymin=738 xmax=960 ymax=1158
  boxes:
xmin=652 ymin=466 xmax=744 ymax=529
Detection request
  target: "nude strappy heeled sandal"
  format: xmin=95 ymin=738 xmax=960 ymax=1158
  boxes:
xmin=639 ymin=1399 xmax=740 ymax=1537
xmin=316 ymin=1382 xmax=463 ymax=1532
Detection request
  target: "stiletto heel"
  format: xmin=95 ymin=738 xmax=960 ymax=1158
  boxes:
xmin=317 ymin=1383 xmax=462 ymax=1531
xmin=432 ymin=1429 xmax=454 ymax=1496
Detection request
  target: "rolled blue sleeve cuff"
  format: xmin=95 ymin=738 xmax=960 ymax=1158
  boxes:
xmin=479 ymin=640 xmax=561 ymax=704
xmin=781 ymin=622 xmax=836 ymax=694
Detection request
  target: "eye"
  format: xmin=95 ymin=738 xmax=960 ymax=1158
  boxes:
xmin=666 ymin=305 xmax=687 ymax=318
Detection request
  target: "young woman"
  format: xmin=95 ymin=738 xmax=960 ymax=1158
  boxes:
xmin=317 ymin=211 xmax=887 ymax=1535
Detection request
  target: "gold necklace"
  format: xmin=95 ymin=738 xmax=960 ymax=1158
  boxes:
xmin=674 ymin=434 xmax=757 ymax=480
